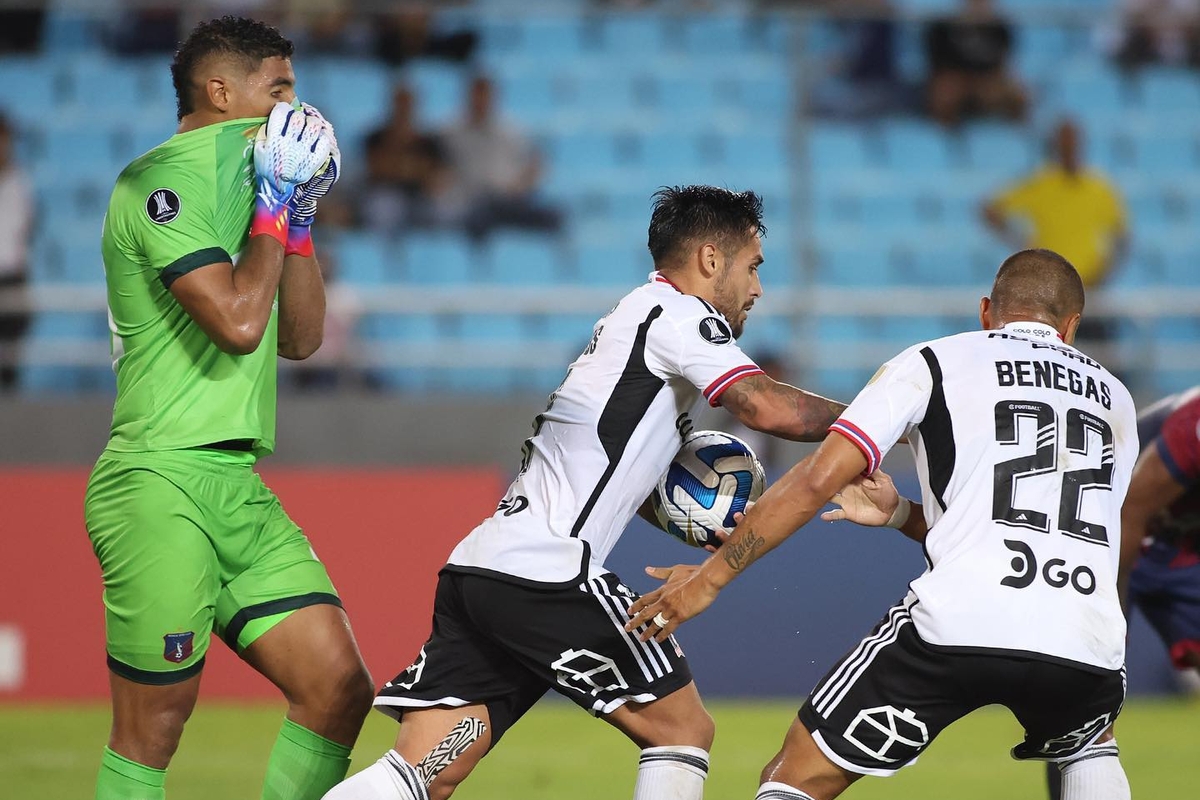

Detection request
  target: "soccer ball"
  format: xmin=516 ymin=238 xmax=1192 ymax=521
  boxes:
xmin=651 ymin=430 xmax=766 ymax=549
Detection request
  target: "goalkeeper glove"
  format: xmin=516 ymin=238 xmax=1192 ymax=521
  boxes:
xmin=251 ymin=101 xmax=333 ymax=247
xmin=284 ymin=103 xmax=340 ymax=257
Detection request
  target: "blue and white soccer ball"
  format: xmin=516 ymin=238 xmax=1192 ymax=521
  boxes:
xmin=651 ymin=430 xmax=766 ymax=549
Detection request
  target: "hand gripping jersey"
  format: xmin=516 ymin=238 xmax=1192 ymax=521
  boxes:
xmin=100 ymin=118 xmax=278 ymax=456
xmin=831 ymin=321 xmax=1138 ymax=672
xmin=445 ymin=273 xmax=765 ymax=587
xmin=1136 ymin=387 xmax=1200 ymax=550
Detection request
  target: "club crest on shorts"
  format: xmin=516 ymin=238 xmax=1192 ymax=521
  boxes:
xmin=145 ymin=188 xmax=181 ymax=225
xmin=844 ymin=705 xmax=929 ymax=763
xmin=698 ymin=316 xmax=732 ymax=345
xmin=163 ymin=632 xmax=195 ymax=663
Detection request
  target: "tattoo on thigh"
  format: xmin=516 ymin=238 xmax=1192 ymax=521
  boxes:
xmin=417 ymin=717 xmax=487 ymax=786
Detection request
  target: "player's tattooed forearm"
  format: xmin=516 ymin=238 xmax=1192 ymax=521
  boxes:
xmin=722 ymin=528 xmax=766 ymax=573
xmin=794 ymin=393 xmax=847 ymax=437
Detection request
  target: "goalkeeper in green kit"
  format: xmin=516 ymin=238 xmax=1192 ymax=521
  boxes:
xmin=85 ymin=17 xmax=373 ymax=800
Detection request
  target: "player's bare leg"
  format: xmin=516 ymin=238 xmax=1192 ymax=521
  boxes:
xmin=604 ymin=682 xmax=715 ymax=800
xmin=321 ymin=704 xmax=493 ymax=800
xmin=756 ymin=716 xmax=859 ymax=800
xmin=107 ymin=671 xmax=202 ymax=769
xmin=242 ymin=604 xmax=374 ymax=800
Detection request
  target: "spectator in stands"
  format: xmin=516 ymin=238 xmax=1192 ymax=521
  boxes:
xmin=923 ymin=0 xmax=1028 ymax=127
xmin=360 ymin=84 xmax=461 ymax=232
xmin=981 ymin=119 xmax=1128 ymax=357
xmin=810 ymin=1 xmax=917 ymax=119
xmin=0 ymin=6 xmax=43 ymax=52
xmin=1106 ymin=0 xmax=1200 ymax=70
xmin=370 ymin=7 xmax=478 ymax=66
xmin=0 ymin=112 xmax=32 ymax=392
xmin=444 ymin=74 xmax=563 ymax=241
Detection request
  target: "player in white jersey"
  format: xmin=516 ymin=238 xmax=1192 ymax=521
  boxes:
xmin=628 ymin=249 xmax=1137 ymax=800
xmin=323 ymin=187 xmax=846 ymax=800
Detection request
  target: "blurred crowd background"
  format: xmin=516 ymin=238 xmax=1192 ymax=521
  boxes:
xmin=0 ymin=0 xmax=1197 ymax=405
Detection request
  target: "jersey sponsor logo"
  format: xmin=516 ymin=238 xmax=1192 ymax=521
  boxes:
xmin=1000 ymin=540 xmax=1097 ymax=595
xmin=843 ymin=705 xmax=929 ymax=763
xmin=551 ymin=648 xmax=629 ymax=696
xmin=145 ymin=188 xmax=181 ymax=224
xmin=497 ymin=495 xmax=529 ymax=516
xmin=697 ymin=316 xmax=732 ymax=345
xmin=163 ymin=631 xmax=194 ymax=663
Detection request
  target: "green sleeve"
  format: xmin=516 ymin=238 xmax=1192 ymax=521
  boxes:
xmin=120 ymin=166 xmax=231 ymax=289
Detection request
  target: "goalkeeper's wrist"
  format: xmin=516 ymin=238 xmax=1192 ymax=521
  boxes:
xmin=886 ymin=497 xmax=912 ymax=529
xmin=251 ymin=186 xmax=291 ymax=248
xmin=285 ymin=224 xmax=314 ymax=258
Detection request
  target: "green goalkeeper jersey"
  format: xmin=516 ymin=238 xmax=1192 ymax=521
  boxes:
xmin=101 ymin=117 xmax=278 ymax=457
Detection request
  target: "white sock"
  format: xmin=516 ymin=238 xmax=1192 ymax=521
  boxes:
xmin=756 ymin=781 xmax=818 ymax=800
xmin=1059 ymin=740 xmax=1130 ymax=800
xmin=320 ymin=751 xmax=429 ymax=800
xmin=633 ymin=746 xmax=709 ymax=800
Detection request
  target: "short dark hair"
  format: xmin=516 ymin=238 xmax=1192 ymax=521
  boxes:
xmin=647 ymin=186 xmax=766 ymax=267
xmin=170 ymin=16 xmax=294 ymax=121
xmin=991 ymin=248 xmax=1085 ymax=324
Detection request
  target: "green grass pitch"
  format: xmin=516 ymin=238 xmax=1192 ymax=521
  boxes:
xmin=2 ymin=697 xmax=1196 ymax=798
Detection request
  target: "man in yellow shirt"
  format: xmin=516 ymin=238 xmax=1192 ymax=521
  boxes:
xmin=982 ymin=119 xmax=1128 ymax=351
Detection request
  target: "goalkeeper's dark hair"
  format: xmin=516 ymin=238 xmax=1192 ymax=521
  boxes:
xmin=647 ymin=186 xmax=766 ymax=269
xmin=171 ymin=16 xmax=294 ymax=120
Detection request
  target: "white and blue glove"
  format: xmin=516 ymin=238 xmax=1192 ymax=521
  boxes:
xmin=251 ymin=101 xmax=334 ymax=246
xmin=285 ymin=103 xmax=340 ymax=255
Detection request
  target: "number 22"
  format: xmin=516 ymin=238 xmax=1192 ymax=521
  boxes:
xmin=992 ymin=400 xmax=1114 ymax=546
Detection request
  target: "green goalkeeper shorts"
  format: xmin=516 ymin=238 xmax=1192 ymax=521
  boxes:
xmin=84 ymin=449 xmax=341 ymax=684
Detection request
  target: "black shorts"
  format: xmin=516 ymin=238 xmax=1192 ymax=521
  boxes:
xmin=375 ymin=569 xmax=693 ymax=745
xmin=799 ymin=600 xmax=1126 ymax=776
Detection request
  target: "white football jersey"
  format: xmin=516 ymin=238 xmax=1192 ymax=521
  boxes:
xmin=831 ymin=321 xmax=1138 ymax=671
xmin=446 ymin=273 xmax=765 ymax=586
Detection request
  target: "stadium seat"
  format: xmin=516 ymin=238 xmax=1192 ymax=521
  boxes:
xmin=812 ymin=232 xmax=892 ymax=286
xmin=589 ymin=14 xmax=668 ymax=55
xmin=679 ymin=15 xmax=749 ymax=55
xmin=1138 ymin=68 xmax=1200 ymax=111
xmin=1161 ymin=246 xmax=1200 ymax=286
xmin=334 ymin=232 xmax=395 ymax=285
xmin=880 ymin=121 xmax=959 ymax=171
xmin=963 ymin=123 xmax=1033 ymax=171
xmin=518 ymin=17 xmax=585 ymax=58
xmin=486 ymin=233 xmax=563 ymax=285
xmin=404 ymin=62 xmax=466 ymax=125
xmin=808 ymin=124 xmax=873 ymax=171
xmin=401 ymin=233 xmax=479 ymax=284
xmin=574 ymin=241 xmax=650 ymax=287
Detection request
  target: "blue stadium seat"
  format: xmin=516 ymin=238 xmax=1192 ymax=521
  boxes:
xmin=891 ymin=238 xmax=978 ymax=286
xmin=404 ymin=62 xmax=466 ymax=125
xmin=809 ymin=124 xmax=872 ymax=171
xmin=542 ymin=314 xmax=599 ymax=346
xmin=42 ymin=10 xmax=104 ymax=52
xmin=457 ymin=313 xmax=526 ymax=341
xmin=402 ymin=233 xmax=478 ymax=284
xmin=549 ymin=131 xmax=625 ymax=177
xmin=334 ymin=232 xmax=394 ymax=285
xmin=591 ymin=14 xmax=668 ymax=54
xmin=963 ymin=124 xmax=1032 ymax=171
xmin=1138 ymin=68 xmax=1200 ymax=111
xmin=0 ymin=58 xmax=64 ymax=124
xmin=1161 ymin=246 xmax=1200 ymax=286
xmin=486 ymin=233 xmax=562 ymax=284
xmin=66 ymin=56 xmax=145 ymax=119
xmin=518 ymin=18 xmax=585 ymax=57
xmin=574 ymin=242 xmax=649 ymax=287
xmin=1128 ymin=133 xmax=1197 ymax=175
xmin=880 ymin=121 xmax=958 ymax=171
xmin=812 ymin=232 xmax=892 ymax=286
xmin=60 ymin=238 xmax=106 ymax=285
xmin=680 ymin=15 xmax=749 ymax=55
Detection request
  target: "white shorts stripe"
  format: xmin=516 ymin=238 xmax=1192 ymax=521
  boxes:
xmin=812 ymin=599 xmax=913 ymax=714
xmin=585 ymin=578 xmax=667 ymax=681
xmin=820 ymin=616 xmax=911 ymax=716
xmin=811 ymin=601 xmax=908 ymax=711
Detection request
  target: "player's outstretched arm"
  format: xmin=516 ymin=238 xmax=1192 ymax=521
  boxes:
xmin=719 ymin=374 xmax=846 ymax=442
xmin=821 ymin=470 xmax=929 ymax=544
xmin=627 ymin=434 xmax=869 ymax=641
xmin=1118 ymin=444 xmax=1186 ymax=610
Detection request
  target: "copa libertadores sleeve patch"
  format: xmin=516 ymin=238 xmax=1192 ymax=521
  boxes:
xmin=697 ymin=316 xmax=732 ymax=345
xmin=145 ymin=188 xmax=182 ymax=225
